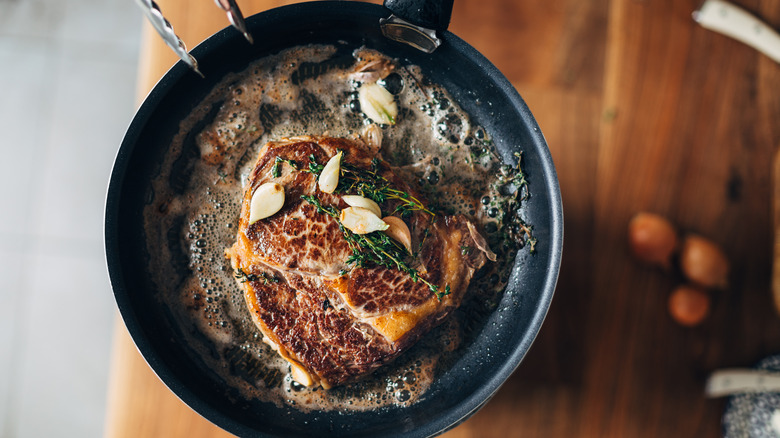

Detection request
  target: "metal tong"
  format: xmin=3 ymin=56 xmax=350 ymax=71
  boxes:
xmin=134 ymin=0 xmax=254 ymax=77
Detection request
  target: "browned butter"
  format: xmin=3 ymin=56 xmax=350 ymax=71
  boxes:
xmin=142 ymin=45 xmax=525 ymax=412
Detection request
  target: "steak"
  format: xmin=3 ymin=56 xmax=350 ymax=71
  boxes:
xmin=226 ymin=136 xmax=489 ymax=388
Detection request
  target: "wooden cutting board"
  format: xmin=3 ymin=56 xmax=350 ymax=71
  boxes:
xmin=106 ymin=1 xmax=780 ymax=436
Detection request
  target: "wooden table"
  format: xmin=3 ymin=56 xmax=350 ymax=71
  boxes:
xmin=105 ymin=0 xmax=780 ymax=436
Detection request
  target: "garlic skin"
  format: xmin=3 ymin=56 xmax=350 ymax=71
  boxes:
xmin=342 ymin=195 xmax=382 ymax=218
xmin=358 ymin=83 xmax=397 ymax=125
xmin=361 ymin=123 xmax=383 ymax=156
xmin=382 ymin=216 xmax=413 ymax=254
xmin=248 ymin=182 xmax=285 ymax=225
xmin=466 ymin=221 xmax=497 ymax=262
xmin=340 ymin=207 xmax=388 ymax=235
xmin=318 ymin=151 xmax=342 ymax=194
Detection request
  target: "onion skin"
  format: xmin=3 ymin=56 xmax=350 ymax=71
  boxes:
xmin=668 ymin=285 xmax=710 ymax=327
xmin=628 ymin=212 xmax=678 ymax=269
xmin=680 ymin=235 xmax=729 ymax=290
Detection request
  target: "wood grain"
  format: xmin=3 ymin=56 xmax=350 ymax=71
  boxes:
xmin=106 ymin=0 xmax=780 ymax=436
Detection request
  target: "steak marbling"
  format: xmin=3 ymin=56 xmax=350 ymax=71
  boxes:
xmin=227 ymin=136 xmax=488 ymax=388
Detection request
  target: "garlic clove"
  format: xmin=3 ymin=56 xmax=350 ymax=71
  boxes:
xmin=340 ymin=207 xmax=388 ymax=235
xmin=248 ymin=182 xmax=285 ymax=225
xmin=288 ymin=359 xmax=314 ymax=387
xmin=358 ymin=83 xmax=397 ymax=125
xmin=318 ymin=150 xmax=342 ymax=194
xmin=361 ymin=123 xmax=382 ymax=155
xmin=342 ymin=195 xmax=382 ymax=218
xmin=382 ymin=216 xmax=413 ymax=254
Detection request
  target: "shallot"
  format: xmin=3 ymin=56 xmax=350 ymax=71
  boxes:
xmin=668 ymin=285 xmax=710 ymax=327
xmin=627 ymin=212 xmax=678 ymax=269
xmin=680 ymin=234 xmax=729 ymax=290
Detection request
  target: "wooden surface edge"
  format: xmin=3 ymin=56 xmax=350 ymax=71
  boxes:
xmin=773 ymin=148 xmax=780 ymax=316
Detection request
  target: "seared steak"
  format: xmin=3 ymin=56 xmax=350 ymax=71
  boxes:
xmin=227 ymin=136 xmax=488 ymax=388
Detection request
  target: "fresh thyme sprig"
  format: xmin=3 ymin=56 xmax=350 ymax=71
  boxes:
xmin=301 ymin=194 xmax=449 ymax=300
xmin=339 ymin=159 xmax=434 ymax=217
xmin=304 ymin=154 xmax=434 ymax=217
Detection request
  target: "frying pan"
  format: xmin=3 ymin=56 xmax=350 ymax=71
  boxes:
xmin=105 ymin=0 xmax=563 ymax=436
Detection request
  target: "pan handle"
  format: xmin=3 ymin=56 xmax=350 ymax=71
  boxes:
xmin=383 ymin=0 xmax=454 ymax=31
xmin=381 ymin=0 xmax=453 ymax=53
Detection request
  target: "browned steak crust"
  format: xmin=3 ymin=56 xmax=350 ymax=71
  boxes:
xmin=227 ymin=136 xmax=487 ymax=387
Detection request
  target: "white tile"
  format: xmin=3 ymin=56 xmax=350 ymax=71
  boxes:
xmin=0 ymin=37 xmax=54 ymax=240
xmin=0 ymin=0 xmax=65 ymax=38
xmin=32 ymin=39 xmax=138 ymax=248
xmin=13 ymin=253 xmax=114 ymax=437
xmin=0 ymin=249 xmax=28 ymax=436
xmin=0 ymin=0 xmax=143 ymax=46
xmin=1 ymin=0 xmax=141 ymax=435
xmin=55 ymin=0 xmax=143 ymax=53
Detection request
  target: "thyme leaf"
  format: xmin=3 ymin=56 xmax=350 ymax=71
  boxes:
xmin=436 ymin=285 xmax=451 ymax=300
xmin=304 ymin=154 xmax=324 ymax=175
xmin=235 ymin=268 xmax=279 ymax=285
xmin=271 ymin=156 xmax=299 ymax=178
xmin=235 ymin=268 xmax=256 ymax=283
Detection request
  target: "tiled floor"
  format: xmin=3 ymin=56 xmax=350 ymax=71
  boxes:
xmin=0 ymin=0 xmax=141 ymax=435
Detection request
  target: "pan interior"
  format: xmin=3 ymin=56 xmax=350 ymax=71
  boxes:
xmin=106 ymin=2 xmax=561 ymax=437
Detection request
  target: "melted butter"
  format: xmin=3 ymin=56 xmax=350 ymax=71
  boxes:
xmin=142 ymin=44 xmax=524 ymax=413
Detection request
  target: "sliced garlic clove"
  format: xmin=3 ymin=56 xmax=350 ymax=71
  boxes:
xmin=358 ymin=83 xmax=397 ymax=125
xmin=288 ymin=359 xmax=314 ymax=387
xmin=248 ymin=182 xmax=285 ymax=225
xmin=382 ymin=216 xmax=413 ymax=254
xmin=340 ymin=207 xmax=388 ymax=235
xmin=342 ymin=195 xmax=382 ymax=218
xmin=318 ymin=150 xmax=342 ymax=194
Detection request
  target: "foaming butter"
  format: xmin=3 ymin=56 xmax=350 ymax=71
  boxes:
xmin=142 ymin=44 xmax=520 ymax=411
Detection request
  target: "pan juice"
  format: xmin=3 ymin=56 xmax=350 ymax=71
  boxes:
xmin=143 ymin=44 xmax=528 ymax=412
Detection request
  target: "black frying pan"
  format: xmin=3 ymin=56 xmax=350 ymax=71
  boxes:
xmin=105 ymin=1 xmax=563 ymax=436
